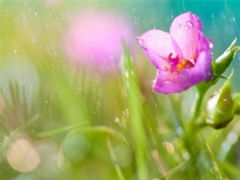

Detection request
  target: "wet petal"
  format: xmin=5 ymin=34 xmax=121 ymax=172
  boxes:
xmin=138 ymin=30 xmax=177 ymax=69
xmin=188 ymin=51 xmax=212 ymax=83
xmin=170 ymin=12 xmax=202 ymax=59
xmin=191 ymin=32 xmax=213 ymax=81
xmin=153 ymin=70 xmax=194 ymax=94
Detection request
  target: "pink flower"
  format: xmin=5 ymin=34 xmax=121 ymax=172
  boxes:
xmin=138 ymin=12 xmax=213 ymax=94
xmin=63 ymin=9 xmax=134 ymax=72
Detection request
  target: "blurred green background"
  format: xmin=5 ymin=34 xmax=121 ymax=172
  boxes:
xmin=1 ymin=0 xmax=240 ymax=180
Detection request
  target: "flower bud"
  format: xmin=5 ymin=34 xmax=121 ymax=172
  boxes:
xmin=212 ymin=38 xmax=239 ymax=75
xmin=206 ymin=80 xmax=235 ymax=129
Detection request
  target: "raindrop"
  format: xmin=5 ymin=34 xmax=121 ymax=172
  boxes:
xmin=231 ymin=17 xmax=236 ymax=23
xmin=182 ymin=151 xmax=190 ymax=160
xmin=137 ymin=37 xmax=144 ymax=46
xmin=187 ymin=21 xmax=193 ymax=27
xmin=115 ymin=117 xmax=120 ymax=123
xmin=178 ymin=24 xmax=183 ymax=28
xmin=163 ymin=141 xmax=175 ymax=155
xmin=184 ymin=22 xmax=193 ymax=30
xmin=208 ymin=38 xmax=214 ymax=48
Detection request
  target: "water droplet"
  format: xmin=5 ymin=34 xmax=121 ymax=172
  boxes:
xmin=208 ymin=38 xmax=214 ymax=48
xmin=137 ymin=37 xmax=144 ymax=46
xmin=163 ymin=141 xmax=175 ymax=155
xmin=178 ymin=24 xmax=183 ymax=28
xmin=115 ymin=117 xmax=120 ymax=123
xmin=187 ymin=22 xmax=193 ymax=27
xmin=231 ymin=17 xmax=236 ymax=22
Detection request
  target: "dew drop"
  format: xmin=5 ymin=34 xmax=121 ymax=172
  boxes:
xmin=178 ymin=24 xmax=183 ymax=28
xmin=137 ymin=37 xmax=144 ymax=45
xmin=115 ymin=117 xmax=120 ymax=123
xmin=208 ymin=38 xmax=214 ymax=48
xmin=187 ymin=21 xmax=193 ymax=27
xmin=231 ymin=17 xmax=236 ymax=22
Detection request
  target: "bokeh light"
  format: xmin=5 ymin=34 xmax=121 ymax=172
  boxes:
xmin=6 ymin=138 xmax=40 ymax=173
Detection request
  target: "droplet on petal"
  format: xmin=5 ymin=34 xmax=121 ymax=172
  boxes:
xmin=208 ymin=38 xmax=214 ymax=48
xmin=187 ymin=21 xmax=193 ymax=27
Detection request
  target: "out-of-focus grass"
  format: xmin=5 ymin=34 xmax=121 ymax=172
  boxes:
xmin=122 ymin=48 xmax=149 ymax=180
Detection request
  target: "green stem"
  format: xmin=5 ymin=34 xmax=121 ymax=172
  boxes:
xmin=191 ymin=91 xmax=205 ymax=125
xmin=184 ymin=89 xmax=207 ymax=178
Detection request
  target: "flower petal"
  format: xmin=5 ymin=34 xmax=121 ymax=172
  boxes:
xmin=153 ymin=70 xmax=194 ymax=94
xmin=170 ymin=12 xmax=202 ymax=59
xmin=189 ymin=32 xmax=213 ymax=81
xmin=138 ymin=30 xmax=178 ymax=69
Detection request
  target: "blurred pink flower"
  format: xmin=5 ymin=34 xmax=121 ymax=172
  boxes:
xmin=63 ymin=9 xmax=134 ymax=72
xmin=138 ymin=12 xmax=213 ymax=94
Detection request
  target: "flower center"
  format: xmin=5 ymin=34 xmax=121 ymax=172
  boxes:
xmin=164 ymin=53 xmax=194 ymax=73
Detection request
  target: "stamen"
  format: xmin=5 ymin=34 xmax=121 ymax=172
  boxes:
xmin=166 ymin=53 xmax=194 ymax=73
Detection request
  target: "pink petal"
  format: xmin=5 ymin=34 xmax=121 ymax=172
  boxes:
xmin=137 ymin=30 xmax=178 ymax=69
xmin=189 ymin=32 xmax=213 ymax=81
xmin=153 ymin=64 xmax=206 ymax=94
xmin=170 ymin=12 xmax=202 ymax=59
xmin=153 ymin=70 xmax=193 ymax=94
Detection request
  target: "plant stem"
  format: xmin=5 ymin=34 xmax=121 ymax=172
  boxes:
xmin=191 ymin=91 xmax=205 ymax=126
xmin=183 ymin=89 xmax=207 ymax=178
